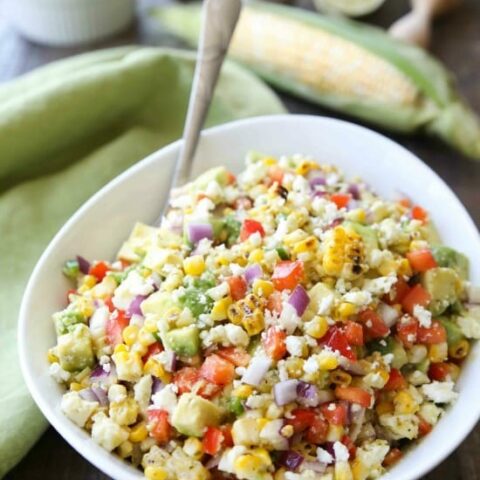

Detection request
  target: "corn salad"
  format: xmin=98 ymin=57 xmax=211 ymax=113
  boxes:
xmin=50 ymin=153 xmax=480 ymax=480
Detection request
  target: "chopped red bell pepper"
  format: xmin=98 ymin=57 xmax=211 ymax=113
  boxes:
xmin=239 ymin=219 xmax=265 ymax=242
xmin=147 ymin=409 xmax=171 ymax=444
xmin=417 ymin=320 xmax=447 ymax=345
xmin=320 ymin=402 xmax=348 ymax=426
xmin=406 ymin=249 xmax=437 ymax=272
xmin=272 ymin=260 xmax=304 ymax=291
xmin=358 ymin=308 xmax=390 ymax=339
xmin=322 ymin=327 xmax=357 ymax=361
xmin=200 ymin=354 xmax=235 ymax=386
xmin=216 ymin=347 xmax=251 ymax=367
xmin=227 ymin=276 xmax=247 ymax=301
xmin=384 ymin=368 xmax=407 ymax=391
xmin=335 ymin=386 xmax=372 ymax=408
xmin=89 ymin=261 xmax=109 ymax=281
xmin=202 ymin=426 xmax=224 ymax=455
xmin=330 ymin=193 xmax=351 ymax=209
xmin=106 ymin=309 xmax=129 ymax=345
xmin=263 ymin=326 xmax=287 ymax=361
xmin=401 ymin=284 xmax=431 ymax=315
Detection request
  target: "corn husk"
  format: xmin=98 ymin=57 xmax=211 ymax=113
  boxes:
xmin=153 ymin=1 xmax=480 ymax=159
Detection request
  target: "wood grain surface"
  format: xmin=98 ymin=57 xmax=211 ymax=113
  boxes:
xmin=2 ymin=0 xmax=479 ymax=478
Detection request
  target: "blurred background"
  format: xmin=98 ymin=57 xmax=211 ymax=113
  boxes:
xmin=0 ymin=0 xmax=479 ymax=478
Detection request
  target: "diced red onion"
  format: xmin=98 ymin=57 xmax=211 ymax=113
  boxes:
xmin=274 ymin=379 xmax=299 ymax=406
xmin=309 ymin=176 xmax=326 ymax=189
xmin=76 ymin=255 xmax=91 ymax=274
xmin=378 ymin=302 xmax=399 ymax=327
xmin=244 ymin=264 xmax=263 ymax=285
xmin=152 ymin=377 xmax=165 ymax=395
xmin=312 ymin=190 xmax=328 ymax=198
xmin=301 ymin=461 xmax=327 ymax=474
xmin=468 ymin=285 xmax=480 ymax=304
xmin=91 ymin=386 xmax=108 ymax=406
xmin=280 ymin=450 xmax=304 ymax=471
xmin=128 ymin=295 xmax=146 ymax=317
xmin=348 ymin=184 xmax=361 ymax=200
xmin=187 ymin=223 xmax=213 ymax=245
xmin=79 ymin=388 xmax=99 ymax=403
xmin=288 ymin=286 xmax=310 ymax=317
xmin=242 ymin=356 xmax=272 ymax=386
xmin=164 ymin=350 xmax=177 ymax=373
xmin=148 ymin=273 xmax=162 ymax=291
xmin=296 ymin=381 xmax=321 ymax=407
xmin=90 ymin=365 xmax=108 ymax=379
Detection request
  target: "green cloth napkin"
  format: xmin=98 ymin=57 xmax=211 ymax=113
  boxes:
xmin=0 ymin=46 xmax=284 ymax=477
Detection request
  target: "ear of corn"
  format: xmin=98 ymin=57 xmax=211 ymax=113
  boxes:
xmin=153 ymin=1 xmax=480 ymax=160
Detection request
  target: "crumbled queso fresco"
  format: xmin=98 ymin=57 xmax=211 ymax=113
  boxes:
xmin=49 ymin=152 xmax=480 ymax=480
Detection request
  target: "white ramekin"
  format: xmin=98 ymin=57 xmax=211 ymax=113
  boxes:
xmin=3 ymin=0 xmax=135 ymax=47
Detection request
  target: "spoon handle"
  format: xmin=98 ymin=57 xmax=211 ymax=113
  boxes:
xmin=172 ymin=0 xmax=242 ymax=189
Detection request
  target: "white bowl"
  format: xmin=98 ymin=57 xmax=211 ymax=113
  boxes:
xmin=19 ymin=115 xmax=480 ymax=480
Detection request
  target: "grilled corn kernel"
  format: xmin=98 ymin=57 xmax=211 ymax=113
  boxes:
xmin=242 ymin=309 xmax=265 ymax=336
xmin=305 ymin=316 xmax=329 ymax=339
xmin=285 ymin=357 xmax=305 ymax=379
xmin=337 ymin=302 xmax=357 ymax=318
xmin=330 ymin=370 xmax=352 ymax=387
xmin=252 ymin=279 xmax=274 ymax=298
xmin=376 ymin=401 xmax=394 ymax=416
xmin=211 ymin=296 xmax=232 ymax=321
xmin=293 ymin=236 xmax=318 ymax=254
xmin=144 ymin=466 xmax=168 ymax=480
xmin=183 ymin=255 xmax=206 ymax=276
xmin=143 ymin=358 xmax=171 ymax=383
xmin=227 ymin=303 xmax=244 ymax=325
xmin=249 ymin=248 xmax=264 ymax=263
xmin=183 ymin=437 xmax=203 ymax=459
xmin=449 ymin=339 xmax=470 ymax=360
xmin=428 ymin=342 xmax=448 ymax=363
xmin=129 ymin=422 xmax=148 ymax=443
xmin=295 ymin=159 xmax=316 ymax=175
xmin=394 ymin=390 xmax=419 ymax=414
xmin=69 ymin=382 xmax=83 ymax=392
xmin=122 ymin=325 xmax=139 ymax=346
xmin=233 ymin=385 xmax=254 ymax=399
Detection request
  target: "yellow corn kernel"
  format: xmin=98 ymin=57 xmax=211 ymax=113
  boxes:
xmin=117 ymin=440 xmax=133 ymax=458
xmin=130 ymin=342 xmax=149 ymax=357
xmin=76 ymin=297 xmax=94 ymax=318
xmin=285 ymin=357 xmax=305 ymax=379
xmin=293 ymin=236 xmax=318 ymax=254
xmin=346 ymin=208 xmax=366 ymax=224
xmin=376 ymin=401 xmax=394 ymax=416
xmin=144 ymin=466 xmax=168 ymax=480
xmin=252 ymin=279 xmax=274 ymax=298
xmin=242 ymin=309 xmax=265 ymax=336
xmin=143 ymin=358 xmax=171 ymax=383
xmin=129 ymin=422 xmax=148 ymax=443
xmin=47 ymin=349 xmax=58 ymax=364
xmin=335 ymin=460 xmax=353 ymax=480
xmin=318 ymin=353 xmax=339 ymax=371
xmin=143 ymin=317 xmax=159 ymax=333
xmin=449 ymin=339 xmax=470 ymax=360
xmin=329 ymin=370 xmax=352 ymax=387
xmin=428 ymin=342 xmax=448 ymax=363
xmin=227 ymin=303 xmax=244 ymax=325
xmin=305 ymin=316 xmax=329 ymax=339
xmin=262 ymin=156 xmax=277 ymax=166
xmin=183 ymin=437 xmax=203 ymax=459
xmin=211 ymin=296 xmax=232 ymax=321
xmin=351 ymin=458 xmax=368 ymax=480
xmin=233 ymin=385 xmax=254 ymax=399
xmin=249 ymin=248 xmax=264 ymax=263
xmin=138 ymin=328 xmax=157 ymax=347
xmin=183 ymin=255 xmax=206 ymax=276
xmin=394 ymin=390 xmax=418 ymax=414
xmin=337 ymin=302 xmax=357 ymax=318
xmin=77 ymin=274 xmax=97 ymax=293
xmin=114 ymin=344 xmax=129 ymax=354
xmin=397 ymin=258 xmax=413 ymax=277
xmin=256 ymin=418 xmax=269 ymax=431
xmin=122 ymin=325 xmax=140 ymax=346
xmin=215 ymin=255 xmax=230 ymax=267
xmin=69 ymin=382 xmax=83 ymax=392
xmin=326 ymin=424 xmax=344 ymax=442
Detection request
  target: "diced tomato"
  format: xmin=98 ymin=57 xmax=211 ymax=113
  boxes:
xmin=398 ymin=198 xmax=411 ymax=208
xmin=272 ymin=260 xmax=304 ymax=291
xmin=106 ymin=309 xmax=129 ymax=345
xmin=148 ymin=409 xmax=171 ymax=444
xmin=343 ymin=321 xmax=364 ymax=346
xmin=240 ymin=219 xmax=265 ymax=242
xmin=335 ymin=386 xmax=372 ymax=408
xmin=406 ymin=249 xmax=437 ymax=272
xmin=358 ymin=309 xmax=390 ymax=339
xmin=395 ymin=316 xmax=419 ymax=348
xmin=227 ymin=276 xmax=247 ymax=301
xmin=263 ymin=326 xmax=287 ymax=361
xmin=287 ymin=408 xmax=317 ymax=432
xmin=202 ymin=426 xmax=224 ymax=455
xmin=320 ymin=402 xmax=348 ymax=426
xmin=268 ymin=166 xmax=285 ymax=185
xmin=330 ymin=193 xmax=351 ymax=209
xmin=341 ymin=435 xmax=357 ymax=459
xmin=142 ymin=342 xmax=163 ymax=362
xmin=217 ymin=347 xmax=250 ymax=367
xmin=401 ymin=284 xmax=431 ymax=315
xmin=385 ymin=277 xmax=410 ymax=305
xmin=221 ymin=424 xmax=233 ymax=447
xmin=226 ymin=172 xmax=236 ymax=185
xmin=418 ymin=416 xmax=433 ymax=436
xmin=384 ymin=368 xmax=407 ymax=391
xmin=428 ymin=362 xmax=452 ymax=381
xmin=305 ymin=417 xmax=329 ymax=444
xmin=383 ymin=448 xmax=403 ymax=467
xmin=417 ymin=320 xmax=447 ymax=345
xmin=322 ymin=327 xmax=356 ymax=361
xmin=200 ymin=354 xmax=235 ymax=386
xmin=412 ymin=205 xmax=428 ymax=223
xmin=89 ymin=261 xmax=109 ymax=281
xmin=173 ymin=367 xmax=222 ymax=399
xmin=267 ymin=291 xmax=283 ymax=314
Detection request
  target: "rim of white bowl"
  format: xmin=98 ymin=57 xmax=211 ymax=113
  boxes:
xmin=18 ymin=114 xmax=480 ymax=480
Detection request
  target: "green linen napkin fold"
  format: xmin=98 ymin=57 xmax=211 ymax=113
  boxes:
xmin=0 ymin=46 xmax=284 ymax=477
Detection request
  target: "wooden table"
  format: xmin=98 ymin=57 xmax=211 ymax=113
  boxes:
xmin=3 ymin=0 xmax=479 ymax=478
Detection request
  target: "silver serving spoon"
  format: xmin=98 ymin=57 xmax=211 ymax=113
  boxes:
xmin=156 ymin=0 xmax=242 ymax=225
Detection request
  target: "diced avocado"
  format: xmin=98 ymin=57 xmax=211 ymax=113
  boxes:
xmin=141 ymin=291 xmax=177 ymax=316
xmin=368 ymin=337 xmax=408 ymax=369
xmin=172 ymin=393 xmax=222 ymax=437
xmin=212 ymin=215 xmax=241 ymax=247
xmin=56 ymin=324 xmax=95 ymax=372
xmin=165 ymin=325 xmax=200 ymax=357
xmin=438 ymin=317 xmax=465 ymax=346
xmin=227 ymin=396 xmax=245 ymax=417
xmin=304 ymin=282 xmax=337 ymax=321
xmin=421 ymin=267 xmax=461 ymax=316
xmin=431 ymin=246 xmax=469 ymax=280
xmin=53 ymin=309 xmax=86 ymax=336
xmin=344 ymin=221 xmax=378 ymax=252
xmin=189 ymin=166 xmax=230 ymax=192
xmin=62 ymin=259 xmax=80 ymax=280
xmin=179 ymin=278 xmax=215 ymax=318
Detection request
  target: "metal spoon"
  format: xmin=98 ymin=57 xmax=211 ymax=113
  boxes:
xmin=156 ymin=0 xmax=242 ymax=225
